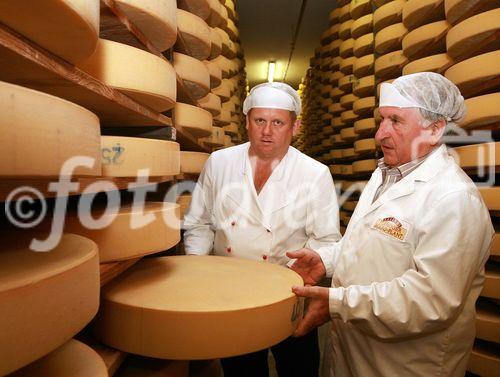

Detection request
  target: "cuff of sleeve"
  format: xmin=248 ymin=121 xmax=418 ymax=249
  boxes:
xmin=329 ymin=287 xmax=344 ymax=319
xmin=316 ymin=246 xmax=335 ymax=277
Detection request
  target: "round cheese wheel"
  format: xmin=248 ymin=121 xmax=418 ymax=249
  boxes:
xmin=180 ymin=151 xmax=210 ymax=174
xmin=341 ymin=164 xmax=354 ymax=175
xmin=353 ymin=159 xmax=377 ymax=173
xmin=330 ymin=87 xmax=345 ymax=100
xmin=402 ymin=53 xmax=453 ymax=75
xmin=174 ymin=103 xmax=212 ymax=138
xmin=482 ymin=264 xmax=500 ymax=299
xmin=115 ymin=0 xmax=177 ymax=52
xmin=327 ymin=70 xmax=345 ymax=86
xmin=78 ymin=39 xmax=177 ymax=112
xmin=224 ymin=122 xmax=239 ymax=136
xmin=340 ymin=93 xmax=359 ymax=110
xmin=200 ymin=126 xmax=225 ymax=147
xmin=445 ymin=51 xmax=500 ymax=98
xmin=214 ymin=108 xmax=231 ymax=125
xmin=353 ymin=32 xmax=374 ymax=58
xmin=321 ymin=84 xmax=334 ymax=96
xmin=216 ymin=27 xmax=235 ymax=59
xmin=354 ymin=118 xmax=377 ymax=135
xmin=322 ymin=113 xmax=334 ymax=121
xmin=101 ymin=136 xmax=180 ymax=177
xmin=452 ymin=142 xmax=499 ymax=169
xmin=375 ymin=50 xmax=408 ymax=80
xmin=375 ymin=23 xmax=408 ymax=55
xmin=331 ymin=149 xmax=343 ymax=159
xmin=328 ymin=39 xmax=343 ymax=56
xmin=211 ymin=55 xmax=230 ymax=78
xmin=353 ymin=96 xmax=376 ymax=116
xmin=340 ymin=38 xmax=355 ymax=58
xmin=0 ymin=0 xmax=99 ymax=64
xmin=332 ymin=134 xmax=346 ymax=144
xmin=479 ymin=187 xmax=500 ymax=211
xmin=460 ymin=93 xmax=500 ymax=130
xmin=446 ymin=8 xmax=500 ymax=61
xmin=402 ymin=0 xmax=445 ymax=31
xmin=351 ymin=14 xmax=373 ymax=39
xmin=176 ymin=9 xmax=211 ymax=60
xmin=402 ymin=20 xmax=450 ymax=61
xmin=204 ymin=60 xmax=222 ymax=89
xmin=339 ymin=19 xmax=354 ymax=40
xmin=198 ymin=93 xmax=222 ymax=116
xmin=325 ymin=23 xmax=340 ymax=43
xmin=209 ymin=27 xmax=222 ymax=59
xmin=339 ymin=75 xmax=356 ymax=93
xmin=353 ymin=53 xmax=375 ymax=78
xmin=63 ymin=202 xmax=180 ymax=263
xmin=354 ymin=138 xmax=377 ymax=153
xmin=332 ymin=117 xmax=345 ymax=129
xmin=475 ymin=301 xmax=500 ymax=343
xmin=206 ymin=0 xmax=223 ymax=27
xmin=322 ymin=138 xmax=334 ymax=148
xmin=340 ymin=56 xmax=356 ymax=75
xmin=177 ymin=194 xmax=193 ymax=220
xmin=10 ymin=339 xmax=107 ymax=377
xmin=350 ymin=0 xmax=371 ymax=20
xmin=373 ymin=0 xmax=406 ymax=32
xmin=331 ymin=56 xmax=343 ymax=70
xmin=174 ymin=52 xmax=210 ymax=99
xmin=353 ymin=75 xmax=375 ymax=97
xmin=444 ymin=0 xmax=499 ymax=26
xmin=0 ymin=81 xmax=101 ymax=178
xmin=330 ymin=165 xmax=343 ymax=175
xmin=340 ymin=126 xmax=357 ymax=141
xmin=467 ymin=344 xmax=500 ymax=377
xmin=339 ymin=3 xmax=352 ymax=23
xmin=94 ymin=255 xmax=304 ymax=359
xmin=329 ymin=102 xmax=344 ymax=115
xmin=329 ymin=8 xmax=342 ymax=25
xmin=341 ymin=148 xmax=357 ymax=159
xmin=0 ymin=232 xmax=99 ymax=375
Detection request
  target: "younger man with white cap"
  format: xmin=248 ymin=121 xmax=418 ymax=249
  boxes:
xmin=184 ymin=82 xmax=341 ymax=377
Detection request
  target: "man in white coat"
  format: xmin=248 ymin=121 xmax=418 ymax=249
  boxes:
xmin=288 ymin=72 xmax=494 ymax=376
xmin=183 ymin=82 xmax=341 ymax=377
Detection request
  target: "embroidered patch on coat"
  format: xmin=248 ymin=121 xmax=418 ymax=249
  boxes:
xmin=371 ymin=216 xmax=409 ymax=241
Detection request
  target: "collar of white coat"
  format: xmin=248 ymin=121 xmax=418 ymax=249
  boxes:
xmin=241 ymin=142 xmax=294 ymax=181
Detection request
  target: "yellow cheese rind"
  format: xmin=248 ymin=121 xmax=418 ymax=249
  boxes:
xmin=353 ymin=75 xmax=375 ymax=97
xmin=199 ymin=93 xmax=222 ymax=116
xmin=479 ymin=187 xmax=500 ymax=211
xmin=94 ymin=256 xmax=303 ymax=359
xmin=174 ymin=52 xmax=211 ymax=99
xmin=339 ymin=19 xmax=354 ymax=40
xmin=0 ymin=0 xmax=99 ymax=63
xmin=101 ymin=136 xmax=180 ymax=177
xmin=375 ymin=23 xmax=408 ymax=55
xmin=340 ymin=56 xmax=356 ymax=75
xmin=176 ymin=9 xmax=211 ymax=60
xmin=353 ymin=32 xmax=374 ymax=58
xmin=200 ymin=126 xmax=225 ymax=147
xmin=402 ymin=20 xmax=450 ymax=60
xmin=352 ymin=159 xmax=377 ymax=173
xmin=338 ymin=3 xmax=352 ymax=23
xmin=177 ymin=194 xmax=192 ymax=220
xmin=212 ymin=78 xmax=231 ymax=102
xmin=180 ymin=151 xmax=210 ymax=174
xmin=402 ymin=0 xmax=445 ymax=30
xmin=353 ymin=96 xmax=376 ymax=116
xmin=475 ymin=301 xmax=500 ymax=343
xmin=354 ymin=118 xmax=377 ymax=135
xmin=446 ymin=8 xmax=500 ymax=61
xmin=204 ymin=60 xmax=222 ymax=89
xmin=340 ymin=93 xmax=359 ymax=110
xmin=174 ymin=103 xmax=213 ymax=138
xmin=445 ymin=0 xmax=498 ymax=26
xmin=461 ymin=93 xmax=500 ymax=130
xmin=353 ymin=54 xmax=375 ymax=78
xmin=354 ymin=138 xmax=377 ymax=153
xmin=452 ymin=142 xmax=500 ymax=169
xmin=340 ymin=126 xmax=357 ymax=141
xmin=0 ymin=233 xmax=100 ymax=376
xmin=482 ymin=265 xmax=500 ymax=299
xmin=349 ymin=0 xmax=371 ymax=20
xmin=402 ymin=53 xmax=453 ymax=75
xmin=340 ymin=38 xmax=355 ymax=58
xmin=78 ymin=39 xmax=177 ymax=111
xmin=373 ymin=0 xmax=406 ymax=32
xmin=467 ymin=345 xmax=500 ymax=377
xmin=209 ymin=27 xmax=222 ymax=58
xmin=223 ymin=122 xmax=239 ymax=136
xmin=0 ymin=81 xmax=101 ymax=178
xmin=10 ymin=339 xmax=107 ymax=377
xmin=351 ymin=14 xmax=373 ymax=39
xmin=214 ymin=108 xmax=231 ymax=125
xmin=177 ymin=0 xmax=211 ymax=20
xmin=375 ymin=50 xmax=408 ymax=80
xmin=115 ymin=0 xmax=177 ymax=51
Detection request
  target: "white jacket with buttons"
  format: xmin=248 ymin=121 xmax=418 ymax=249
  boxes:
xmin=317 ymin=144 xmax=494 ymax=377
xmin=183 ymin=142 xmax=341 ymax=265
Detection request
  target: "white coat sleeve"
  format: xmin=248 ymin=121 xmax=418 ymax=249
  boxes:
xmin=183 ymin=157 xmax=215 ymax=255
xmin=328 ymin=190 xmax=493 ymax=339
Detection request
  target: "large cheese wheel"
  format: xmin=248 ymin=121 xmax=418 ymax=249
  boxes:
xmin=375 ymin=23 xmax=408 ymax=55
xmin=402 ymin=0 xmax=445 ymax=31
xmin=78 ymin=39 xmax=176 ymax=111
xmin=322 ymin=138 xmax=334 ymax=148
xmin=461 ymin=93 xmax=500 ymax=130
xmin=373 ymin=0 xmax=405 ymax=32
xmin=328 ymin=39 xmax=343 ymax=56
xmin=0 ymin=233 xmax=99 ymax=375
xmin=353 ymin=159 xmax=377 ymax=173
xmin=94 ymin=256 xmax=303 ymax=359
xmin=0 ymin=0 xmax=99 ymax=64
xmin=200 ymin=126 xmax=225 ymax=147
xmin=350 ymin=0 xmax=371 ymax=20
xmin=351 ymin=14 xmax=373 ymax=39
xmin=353 ymin=75 xmax=375 ymax=97
xmin=402 ymin=53 xmax=453 ymax=75
xmin=204 ymin=60 xmax=222 ymax=89
xmin=212 ymin=78 xmax=231 ymax=102
xmin=339 ymin=75 xmax=356 ymax=93
xmin=174 ymin=52 xmax=210 ymax=99
xmin=180 ymin=151 xmax=210 ymax=174
xmin=341 ymin=110 xmax=359 ymax=124
xmin=467 ymin=344 xmax=500 ymax=377
xmin=353 ymin=54 xmax=375 ymax=78
xmin=329 ymin=102 xmax=344 ymax=115
xmin=198 ymin=93 xmax=222 ymax=116
xmin=327 ymin=70 xmax=345 ymax=86
xmin=63 ymin=202 xmax=180 ymax=263
xmin=341 ymin=164 xmax=354 ymax=175
xmin=402 ymin=20 xmax=450 ymax=60
xmin=338 ymin=3 xmax=352 ymax=23
xmin=101 ymin=136 xmax=180 ymax=177
xmin=444 ymin=0 xmax=499 ymax=26
xmin=215 ymin=27 xmax=235 ymax=59
xmin=353 ymin=32 xmax=374 ymax=58
xmin=114 ymin=0 xmax=177 ymax=52
xmin=330 ymin=87 xmax=345 ymax=100
xmin=10 ymin=339 xmax=107 ymax=377
xmin=206 ymin=0 xmax=223 ymax=27
xmin=475 ymin=301 xmax=500 ymax=343
xmin=325 ymin=24 xmax=340 ymax=44
xmin=445 ymin=51 xmax=500 ymax=98
xmin=446 ymin=8 xmax=500 ymax=61
xmin=329 ymin=7 xmax=341 ymax=25
xmin=354 ymin=118 xmax=377 ymax=135
xmin=332 ymin=117 xmax=345 ymax=129
xmin=322 ymin=84 xmax=334 ymax=97
xmin=177 ymin=0 xmax=211 ymax=20
xmin=354 ymin=138 xmax=377 ymax=154
xmin=479 ymin=187 xmax=500 ymax=211
xmin=341 ymin=148 xmax=357 ymax=159
xmin=214 ymin=108 xmax=231 ymax=125
xmin=340 ymin=93 xmax=359 ymax=109
xmin=375 ymin=50 xmax=408 ymax=80
xmin=482 ymin=264 xmax=500 ymax=299
xmin=330 ymin=165 xmax=344 ymax=175
xmin=176 ymin=9 xmax=211 ymax=60
xmin=340 ymin=126 xmax=357 ymax=141
xmin=331 ymin=149 xmax=343 ymax=159
xmin=340 ymin=56 xmax=356 ymax=75
xmin=452 ymin=142 xmax=499 ymax=169
xmin=223 ymin=122 xmax=239 ymax=136
xmin=340 ymin=38 xmax=355 ymax=58
xmin=353 ymin=96 xmax=376 ymax=116
xmin=209 ymin=27 xmax=222 ymax=59
xmin=0 ymin=81 xmax=101 ymax=178
xmin=173 ymin=103 xmax=212 ymax=137
xmin=339 ymin=19 xmax=354 ymax=40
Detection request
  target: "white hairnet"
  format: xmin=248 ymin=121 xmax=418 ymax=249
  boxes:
xmin=379 ymin=72 xmax=466 ymax=126
xmin=243 ymin=82 xmax=301 ymax=116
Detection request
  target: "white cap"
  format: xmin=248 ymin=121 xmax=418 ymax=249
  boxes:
xmin=243 ymin=82 xmax=301 ymax=116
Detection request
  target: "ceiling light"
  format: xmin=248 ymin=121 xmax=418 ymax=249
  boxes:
xmin=267 ymin=61 xmax=276 ymax=83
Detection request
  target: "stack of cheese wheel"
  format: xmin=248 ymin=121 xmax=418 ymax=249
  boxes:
xmin=0 ymin=232 xmax=100 ymax=375
xmin=444 ymin=1 xmax=500 ymax=370
xmin=93 ymin=255 xmax=304 ymax=360
xmin=402 ymin=0 xmax=452 ymax=76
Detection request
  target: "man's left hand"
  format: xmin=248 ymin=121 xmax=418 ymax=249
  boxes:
xmin=292 ymin=285 xmax=331 ymax=337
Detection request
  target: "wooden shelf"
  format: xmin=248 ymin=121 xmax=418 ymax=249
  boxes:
xmin=100 ymin=257 xmax=141 ymax=287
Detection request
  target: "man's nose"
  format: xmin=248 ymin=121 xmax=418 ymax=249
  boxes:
xmin=375 ymin=119 xmax=389 ymax=142
xmin=262 ymin=122 xmax=272 ymax=135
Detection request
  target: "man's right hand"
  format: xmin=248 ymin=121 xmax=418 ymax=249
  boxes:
xmin=286 ymin=248 xmax=326 ymax=286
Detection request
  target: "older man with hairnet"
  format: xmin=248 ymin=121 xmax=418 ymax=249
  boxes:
xmin=184 ymin=82 xmax=341 ymax=377
xmin=287 ymin=72 xmax=494 ymax=376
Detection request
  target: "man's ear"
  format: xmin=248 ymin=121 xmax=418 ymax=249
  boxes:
xmin=428 ymin=119 xmax=446 ymax=145
xmin=245 ymin=115 xmax=249 ymax=130
xmin=292 ymin=118 xmax=301 ymax=136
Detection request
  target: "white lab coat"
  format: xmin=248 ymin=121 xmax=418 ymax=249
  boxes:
xmin=184 ymin=142 xmax=341 ymax=265
xmin=317 ymin=145 xmax=494 ymax=377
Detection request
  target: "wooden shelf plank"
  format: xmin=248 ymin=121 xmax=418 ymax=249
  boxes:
xmin=100 ymin=257 xmax=141 ymax=286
